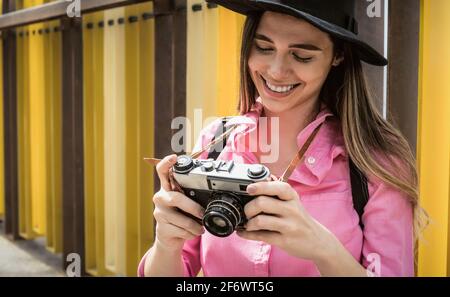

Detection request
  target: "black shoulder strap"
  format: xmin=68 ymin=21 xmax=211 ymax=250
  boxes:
xmin=207 ymin=118 xmax=370 ymax=230
xmin=207 ymin=117 xmax=231 ymax=160
xmin=349 ymin=158 xmax=369 ymax=230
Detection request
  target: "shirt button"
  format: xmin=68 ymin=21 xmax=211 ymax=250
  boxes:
xmin=306 ymin=156 xmax=316 ymax=165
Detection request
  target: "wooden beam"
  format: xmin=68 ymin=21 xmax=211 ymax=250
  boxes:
xmin=355 ymin=0 xmax=387 ymax=113
xmin=153 ymin=0 xmax=186 ymax=192
xmin=387 ymin=0 xmax=420 ymax=154
xmin=2 ymin=0 xmax=20 ymax=240
xmin=61 ymin=16 xmax=85 ymax=274
xmin=0 ymin=0 xmax=151 ymax=30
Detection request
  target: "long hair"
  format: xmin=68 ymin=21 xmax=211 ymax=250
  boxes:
xmin=238 ymin=13 xmax=428 ymax=243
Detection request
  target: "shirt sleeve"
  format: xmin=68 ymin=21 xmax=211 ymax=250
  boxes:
xmin=137 ymin=119 xmax=222 ymax=277
xmin=361 ymin=175 xmax=414 ymax=276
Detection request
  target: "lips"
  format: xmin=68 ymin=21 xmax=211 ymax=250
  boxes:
xmin=260 ymin=75 xmax=301 ymax=99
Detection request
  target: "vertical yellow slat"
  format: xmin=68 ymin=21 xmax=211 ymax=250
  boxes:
xmin=84 ymin=11 xmax=113 ymax=276
xmin=217 ymin=8 xmax=244 ymax=117
xmin=93 ymin=12 xmax=113 ymax=276
xmin=25 ymin=0 xmax=47 ymax=237
xmin=123 ymin=1 xmax=155 ymax=276
xmin=417 ymin=0 xmax=450 ymax=276
xmin=138 ymin=1 xmax=155 ymax=266
xmin=187 ymin=1 xmax=244 ymax=151
xmin=104 ymin=7 xmax=126 ymax=275
xmin=28 ymin=20 xmax=47 ymax=236
xmin=17 ymin=18 xmax=36 ymax=238
xmin=83 ymin=12 xmax=97 ymax=275
xmin=124 ymin=4 xmax=140 ymax=276
xmin=44 ymin=20 xmax=62 ymax=253
xmin=203 ymin=1 xmax=219 ymax=117
xmin=187 ymin=0 xmax=208 ymax=149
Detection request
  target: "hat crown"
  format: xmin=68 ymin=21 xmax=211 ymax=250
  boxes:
xmin=271 ymin=0 xmax=356 ymax=15
xmin=253 ymin=0 xmax=357 ymax=32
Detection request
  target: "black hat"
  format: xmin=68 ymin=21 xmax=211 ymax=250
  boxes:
xmin=205 ymin=0 xmax=388 ymax=66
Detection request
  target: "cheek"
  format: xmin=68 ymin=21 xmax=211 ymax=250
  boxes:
xmin=294 ymin=64 xmax=331 ymax=87
xmin=248 ymin=51 xmax=268 ymax=75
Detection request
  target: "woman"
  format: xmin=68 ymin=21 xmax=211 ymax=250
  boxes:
xmin=139 ymin=0 xmax=427 ymax=276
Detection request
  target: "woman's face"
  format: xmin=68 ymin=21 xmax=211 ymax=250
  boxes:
xmin=248 ymin=11 xmax=339 ymax=114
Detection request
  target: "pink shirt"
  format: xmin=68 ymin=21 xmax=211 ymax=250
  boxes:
xmin=138 ymin=100 xmax=414 ymax=277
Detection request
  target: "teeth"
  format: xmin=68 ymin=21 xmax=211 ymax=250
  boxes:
xmin=265 ymin=79 xmax=297 ymax=93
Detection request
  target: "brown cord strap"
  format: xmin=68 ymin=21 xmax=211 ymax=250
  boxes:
xmin=279 ymin=123 xmax=323 ymax=182
xmin=144 ymin=122 xmax=323 ymax=184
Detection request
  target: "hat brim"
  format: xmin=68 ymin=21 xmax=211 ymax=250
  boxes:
xmin=206 ymin=0 xmax=388 ymax=66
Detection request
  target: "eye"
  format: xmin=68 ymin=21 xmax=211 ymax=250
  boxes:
xmin=292 ymin=52 xmax=312 ymax=63
xmin=254 ymin=43 xmax=273 ymax=53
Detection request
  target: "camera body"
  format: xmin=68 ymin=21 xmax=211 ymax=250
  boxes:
xmin=172 ymin=155 xmax=271 ymax=237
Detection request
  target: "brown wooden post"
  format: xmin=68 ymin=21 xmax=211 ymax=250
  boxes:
xmin=153 ymin=0 xmax=187 ymax=192
xmin=355 ymin=0 xmax=387 ymax=112
xmin=387 ymin=0 xmax=420 ymax=154
xmin=2 ymin=0 xmax=20 ymax=240
xmin=61 ymin=16 xmax=85 ymax=274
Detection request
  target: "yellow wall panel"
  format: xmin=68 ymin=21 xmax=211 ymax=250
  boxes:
xmin=417 ymin=0 xmax=450 ymax=276
xmin=187 ymin=1 xmax=244 ymax=151
xmin=104 ymin=7 xmax=127 ymax=275
xmin=0 ymin=17 xmax=4 ymax=219
xmin=17 ymin=23 xmax=36 ymax=239
xmin=124 ymin=1 xmax=155 ymax=276
xmin=28 ymin=21 xmax=47 ymax=236
xmin=83 ymin=11 xmax=113 ymax=276
xmin=137 ymin=2 xmax=155 ymax=265
xmin=44 ymin=20 xmax=62 ymax=253
xmin=217 ymin=8 xmax=244 ymax=117
xmin=187 ymin=1 xmax=214 ymax=151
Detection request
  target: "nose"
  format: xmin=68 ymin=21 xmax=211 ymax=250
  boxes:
xmin=267 ymin=55 xmax=292 ymax=81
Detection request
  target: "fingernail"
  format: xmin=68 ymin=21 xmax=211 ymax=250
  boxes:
xmin=170 ymin=155 xmax=178 ymax=163
xmin=247 ymin=185 xmax=256 ymax=195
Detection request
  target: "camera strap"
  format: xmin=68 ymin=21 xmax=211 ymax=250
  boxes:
xmin=206 ymin=117 xmax=369 ymax=230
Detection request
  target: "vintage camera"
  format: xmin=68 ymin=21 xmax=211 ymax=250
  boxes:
xmin=172 ymin=155 xmax=271 ymax=237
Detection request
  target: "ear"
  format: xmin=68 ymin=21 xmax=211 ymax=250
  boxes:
xmin=332 ymin=55 xmax=344 ymax=67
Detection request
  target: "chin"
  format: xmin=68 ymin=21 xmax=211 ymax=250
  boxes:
xmin=259 ymin=96 xmax=294 ymax=114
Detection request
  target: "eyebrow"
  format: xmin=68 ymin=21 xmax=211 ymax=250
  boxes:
xmin=254 ymin=33 xmax=323 ymax=51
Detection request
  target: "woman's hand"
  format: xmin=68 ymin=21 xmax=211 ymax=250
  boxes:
xmin=153 ymin=154 xmax=205 ymax=252
xmin=237 ymin=181 xmax=338 ymax=262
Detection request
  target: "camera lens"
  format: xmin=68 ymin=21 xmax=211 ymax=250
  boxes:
xmin=203 ymin=192 xmax=244 ymax=237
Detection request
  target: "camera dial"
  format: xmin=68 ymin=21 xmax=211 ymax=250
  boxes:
xmin=173 ymin=155 xmax=194 ymax=173
xmin=247 ymin=164 xmax=267 ymax=179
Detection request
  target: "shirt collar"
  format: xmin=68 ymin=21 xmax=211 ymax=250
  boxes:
xmin=225 ymin=98 xmax=346 ymax=186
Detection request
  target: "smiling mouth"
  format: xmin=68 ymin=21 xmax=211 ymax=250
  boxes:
xmin=260 ymin=75 xmax=301 ymax=94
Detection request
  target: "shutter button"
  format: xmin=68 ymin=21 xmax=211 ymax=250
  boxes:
xmin=202 ymin=161 xmax=214 ymax=172
xmin=247 ymin=164 xmax=266 ymax=179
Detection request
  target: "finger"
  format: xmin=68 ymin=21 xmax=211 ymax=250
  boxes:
xmin=161 ymin=191 xmax=205 ymax=219
xmin=157 ymin=222 xmax=198 ymax=241
xmin=246 ymin=181 xmax=298 ymax=201
xmin=168 ymin=170 xmax=183 ymax=193
xmin=156 ymin=154 xmax=178 ymax=191
xmin=160 ymin=207 xmax=205 ymax=236
xmin=237 ymin=230 xmax=281 ymax=246
xmin=244 ymin=195 xmax=290 ymax=219
xmin=245 ymin=214 xmax=287 ymax=233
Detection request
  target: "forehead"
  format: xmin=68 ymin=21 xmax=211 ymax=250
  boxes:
xmin=257 ymin=11 xmax=331 ymax=45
